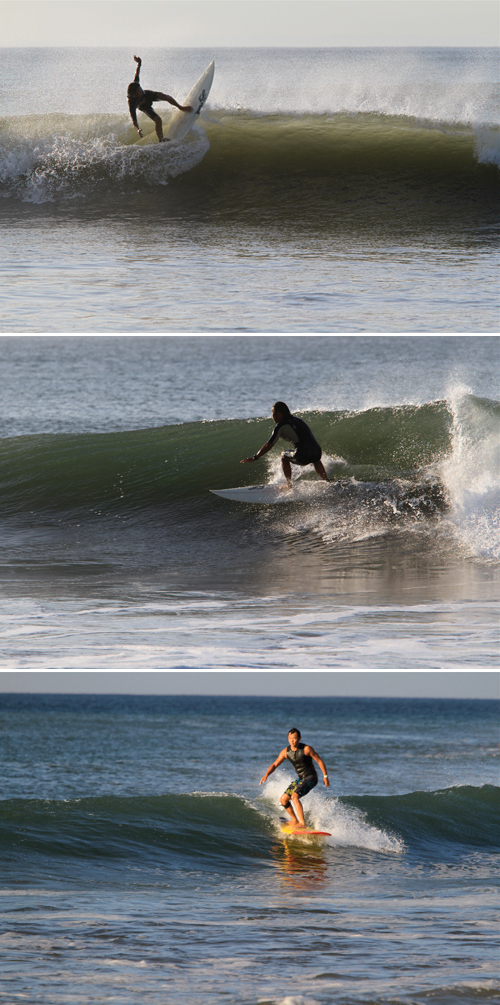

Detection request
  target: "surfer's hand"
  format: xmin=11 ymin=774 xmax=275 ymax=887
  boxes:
xmin=241 ymin=456 xmax=255 ymax=464
xmin=259 ymin=776 xmax=267 ymax=785
xmin=323 ymin=775 xmax=330 ymax=787
xmin=136 ymin=128 xmax=143 ymax=138
xmin=183 ymin=105 xmax=193 ymax=112
xmin=133 ymin=55 xmax=141 ymax=64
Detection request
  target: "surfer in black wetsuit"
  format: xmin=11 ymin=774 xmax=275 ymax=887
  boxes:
xmin=127 ymin=55 xmax=193 ymax=143
xmin=241 ymin=401 xmax=329 ymax=488
xmin=259 ymin=728 xmax=329 ymax=829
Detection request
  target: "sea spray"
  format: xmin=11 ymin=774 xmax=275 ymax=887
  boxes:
xmin=0 ymin=114 xmax=209 ymax=203
xmin=440 ymin=389 xmax=500 ymax=560
xmin=261 ymin=776 xmax=404 ymax=853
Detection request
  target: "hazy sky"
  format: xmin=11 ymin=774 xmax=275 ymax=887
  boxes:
xmin=1 ymin=0 xmax=498 ymax=47
xmin=0 ymin=671 xmax=498 ymax=698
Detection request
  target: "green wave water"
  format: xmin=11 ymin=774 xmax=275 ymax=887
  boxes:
xmin=1 ymin=111 xmax=498 ymax=211
xmin=0 ymin=402 xmax=453 ymax=515
xmin=348 ymin=785 xmax=500 ymax=850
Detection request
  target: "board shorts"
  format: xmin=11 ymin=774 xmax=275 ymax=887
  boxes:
xmin=283 ymin=444 xmax=322 ymax=466
xmin=282 ymin=774 xmax=318 ymax=801
xmin=137 ymin=91 xmax=163 ymax=120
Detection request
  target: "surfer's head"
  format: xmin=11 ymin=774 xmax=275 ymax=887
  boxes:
xmin=288 ymin=728 xmax=301 ymax=740
xmin=127 ymin=82 xmax=144 ymax=99
xmin=272 ymin=401 xmax=291 ymax=421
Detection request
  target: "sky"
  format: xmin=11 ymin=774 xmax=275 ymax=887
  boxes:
xmin=1 ymin=0 xmax=498 ymax=48
xmin=0 ymin=671 xmax=498 ymax=697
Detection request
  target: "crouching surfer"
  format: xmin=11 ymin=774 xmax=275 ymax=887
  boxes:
xmin=241 ymin=401 xmax=329 ymax=489
xmin=259 ymin=728 xmax=330 ymax=828
xmin=127 ymin=55 xmax=193 ymax=142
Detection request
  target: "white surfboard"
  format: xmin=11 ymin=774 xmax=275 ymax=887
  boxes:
xmin=164 ymin=61 xmax=215 ymax=142
xmin=210 ymin=483 xmax=333 ymax=504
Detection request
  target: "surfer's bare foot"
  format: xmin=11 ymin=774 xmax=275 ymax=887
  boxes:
xmin=279 ymin=483 xmax=293 ymax=493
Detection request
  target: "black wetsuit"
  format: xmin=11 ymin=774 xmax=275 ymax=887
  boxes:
xmin=268 ymin=414 xmax=322 ymax=466
xmin=282 ymin=742 xmax=319 ymax=801
xmin=286 ymin=742 xmax=318 ymax=781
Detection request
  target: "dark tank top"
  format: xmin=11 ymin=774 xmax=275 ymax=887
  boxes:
xmin=286 ymin=742 xmax=317 ymax=780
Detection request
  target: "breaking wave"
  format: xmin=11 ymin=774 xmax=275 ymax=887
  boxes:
xmin=0 ymin=391 xmax=498 ymax=560
xmin=0 ymin=785 xmax=496 ymax=868
xmin=0 ymin=109 xmax=498 ymax=207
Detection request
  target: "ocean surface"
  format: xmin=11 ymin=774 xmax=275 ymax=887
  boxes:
xmin=0 ymin=692 xmax=498 ymax=1005
xmin=0 ymin=46 xmax=499 ymax=332
xmin=0 ymin=333 xmax=498 ymax=669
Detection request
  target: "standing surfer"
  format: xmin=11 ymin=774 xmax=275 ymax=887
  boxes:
xmin=259 ymin=728 xmax=330 ymax=829
xmin=127 ymin=55 xmax=193 ymax=142
xmin=241 ymin=401 xmax=329 ymax=487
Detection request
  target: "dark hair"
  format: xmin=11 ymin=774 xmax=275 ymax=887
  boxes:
xmin=273 ymin=401 xmax=291 ymax=417
xmin=288 ymin=727 xmax=301 ymax=738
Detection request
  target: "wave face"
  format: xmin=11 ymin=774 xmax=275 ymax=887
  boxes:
xmin=346 ymin=785 xmax=500 ymax=852
xmin=0 ymin=786 xmax=495 ymax=868
xmin=0 ymin=401 xmax=452 ymax=513
xmin=0 ymin=793 xmax=269 ymax=866
xmin=0 ymin=393 xmax=498 ymax=560
xmin=1 ymin=111 xmax=497 ymax=210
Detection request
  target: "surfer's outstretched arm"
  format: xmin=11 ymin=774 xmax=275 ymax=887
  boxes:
xmin=241 ymin=441 xmax=272 ymax=465
xmin=133 ymin=54 xmax=142 ymax=83
xmin=127 ymin=56 xmax=143 ymax=136
xmin=127 ymin=100 xmax=143 ymax=137
xmin=259 ymin=748 xmax=287 ymax=784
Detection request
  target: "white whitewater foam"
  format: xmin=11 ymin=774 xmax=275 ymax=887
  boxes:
xmin=261 ymin=778 xmax=404 ymax=854
xmin=266 ymin=998 xmax=322 ymax=1005
xmin=0 ymin=114 xmax=209 ymax=203
xmin=440 ymin=388 xmax=500 ymax=561
xmin=474 ymin=125 xmax=500 ymax=168
xmin=263 ymin=998 xmax=321 ymax=1005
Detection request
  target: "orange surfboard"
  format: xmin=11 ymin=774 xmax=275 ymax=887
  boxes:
xmin=281 ymin=823 xmax=330 ymax=836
